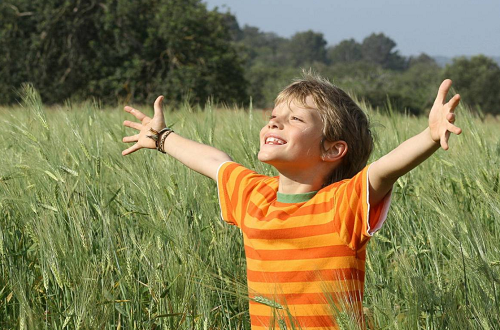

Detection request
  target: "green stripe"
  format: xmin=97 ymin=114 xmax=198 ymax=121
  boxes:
xmin=277 ymin=190 xmax=317 ymax=203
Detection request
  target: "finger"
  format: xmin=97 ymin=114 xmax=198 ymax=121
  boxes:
xmin=154 ymin=96 xmax=165 ymax=119
xmin=122 ymin=134 xmax=139 ymax=143
xmin=441 ymin=131 xmax=451 ymax=150
xmin=434 ymin=79 xmax=452 ymax=105
xmin=446 ymin=113 xmax=456 ymax=123
xmin=447 ymin=94 xmax=461 ymax=112
xmin=124 ymin=106 xmax=149 ymax=122
xmin=447 ymin=123 xmax=462 ymax=136
xmin=123 ymin=120 xmax=142 ymax=131
xmin=122 ymin=143 xmax=141 ymax=156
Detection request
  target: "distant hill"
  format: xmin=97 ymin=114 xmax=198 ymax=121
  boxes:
xmin=433 ymin=55 xmax=500 ymax=67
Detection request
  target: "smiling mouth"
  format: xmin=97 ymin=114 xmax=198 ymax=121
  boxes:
xmin=265 ymin=137 xmax=286 ymax=145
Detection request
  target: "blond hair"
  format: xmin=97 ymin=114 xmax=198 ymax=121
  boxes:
xmin=275 ymin=72 xmax=373 ymax=185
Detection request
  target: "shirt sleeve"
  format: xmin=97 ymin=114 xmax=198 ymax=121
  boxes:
xmin=332 ymin=164 xmax=392 ymax=250
xmin=216 ymin=162 xmax=268 ymax=227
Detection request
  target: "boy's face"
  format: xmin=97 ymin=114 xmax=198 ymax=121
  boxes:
xmin=258 ymin=97 xmax=326 ymax=171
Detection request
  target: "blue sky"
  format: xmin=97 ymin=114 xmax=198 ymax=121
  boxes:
xmin=203 ymin=0 xmax=500 ymax=57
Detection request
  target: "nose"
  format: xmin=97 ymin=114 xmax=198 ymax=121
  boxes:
xmin=268 ymin=116 xmax=284 ymax=130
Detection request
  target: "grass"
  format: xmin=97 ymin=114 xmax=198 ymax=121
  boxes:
xmin=0 ymin=86 xmax=499 ymax=329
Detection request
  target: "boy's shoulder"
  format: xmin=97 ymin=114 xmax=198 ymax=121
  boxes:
xmin=218 ymin=161 xmax=278 ymax=190
xmin=322 ymin=165 xmax=369 ymax=190
xmin=219 ymin=161 xmax=278 ymax=179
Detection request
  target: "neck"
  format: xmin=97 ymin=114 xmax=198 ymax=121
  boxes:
xmin=276 ymin=164 xmax=334 ymax=194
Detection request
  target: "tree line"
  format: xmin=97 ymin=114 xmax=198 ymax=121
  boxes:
xmin=1 ymin=0 xmax=499 ymax=115
xmin=0 ymin=0 xmax=247 ymax=105
xmin=231 ymin=23 xmax=500 ymax=115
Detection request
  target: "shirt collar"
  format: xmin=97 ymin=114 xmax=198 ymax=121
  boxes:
xmin=276 ymin=190 xmax=318 ymax=203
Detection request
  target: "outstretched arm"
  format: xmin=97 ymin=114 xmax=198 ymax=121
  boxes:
xmin=368 ymin=79 xmax=462 ymax=205
xmin=122 ymin=96 xmax=232 ymax=181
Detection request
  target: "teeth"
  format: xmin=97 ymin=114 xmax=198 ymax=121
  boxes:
xmin=266 ymin=137 xmax=286 ymax=145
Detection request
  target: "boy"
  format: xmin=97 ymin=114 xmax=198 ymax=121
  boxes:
xmin=122 ymin=74 xmax=461 ymax=329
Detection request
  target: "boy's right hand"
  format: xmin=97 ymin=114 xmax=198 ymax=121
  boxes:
xmin=122 ymin=95 xmax=232 ymax=179
xmin=122 ymin=96 xmax=167 ymax=156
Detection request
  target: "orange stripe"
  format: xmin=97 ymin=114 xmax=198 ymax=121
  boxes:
xmin=249 ymin=300 xmax=363 ymax=316
xmin=246 ymin=201 xmax=267 ymax=222
xmin=238 ymin=176 xmax=268 ymax=227
xmin=368 ymin=198 xmax=383 ymax=229
xmin=247 ymin=200 xmax=334 ymax=223
xmin=248 ymin=279 xmax=363 ymax=295
xmin=226 ymin=163 xmax=250 ymax=222
xmin=242 ymin=221 xmax=334 ymax=239
xmin=253 ymin=293 xmax=328 ymax=305
xmin=246 ymin=255 xmax=365 ymax=272
xmin=250 ymin=291 xmax=364 ymax=305
xmin=255 ymin=182 xmax=279 ymax=204
xmin=243 ymin=232 xmax=341 ymax=250
xmin=250 ymin=314 xmax=336 ymax=328
xmin=246 ymin=268 xmax=365 ymax=283
xmin=334 ymin=188 xmax=358 ymax=246
xmin=347 ymin=177 xmax=363 ymax=246
xmin=219 ymin=163 xmax=236 ymax=224
xmin=247 ymin=201 xmax=297 ymax=222
xmin=244 ymin=244 xmax=357 ymax=260
xmin=250 ymin=302 xmax=331 ymax=317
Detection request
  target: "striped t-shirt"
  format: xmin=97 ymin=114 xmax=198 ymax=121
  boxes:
xmin=217 ymin=162 xmax=391 ymax=330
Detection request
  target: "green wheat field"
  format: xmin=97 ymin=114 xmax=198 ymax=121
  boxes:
xmin=1 ymin=86 xmax=499 ymax=329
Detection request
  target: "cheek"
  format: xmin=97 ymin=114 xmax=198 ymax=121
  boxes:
xmin=259 ymin=126 xmax=267 ymax=141
xmin=304 ymin=133 xmax=325 ymax=153
xmin=299 ymin=129 xmax=323 ymax=143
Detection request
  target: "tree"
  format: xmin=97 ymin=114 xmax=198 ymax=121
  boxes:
xmin=327 ymin=39 xmax=362 ymax=64
xmin=220 ymin=11 xmax=242 ymax=41
xmin=443 ymin=55 xmax=500 ymax=115
xmin=0 ymin=0 xmax=248 ymax=105
xmin=392 ymin=58 xmax=442 ymax=114
xmin=287 ymin=30 xmax=327 ymax=66
xmin=361 ymin=33 xmax=406 ymax=70
xmin=0 ymin=0 xmax=102 ymax=104
xmin=237 ymin=25 xmax=288 ymax=67
xmin=0 ymin=2 xmax=33 ymax=104
xmin=408 ymin=53 xmax=437 ymax=67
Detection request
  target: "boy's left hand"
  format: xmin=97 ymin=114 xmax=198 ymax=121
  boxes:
xmin=369 ymin=79 xmax=463 ymax=206
xmin=429 ymin=79 xmax=462 ymax=150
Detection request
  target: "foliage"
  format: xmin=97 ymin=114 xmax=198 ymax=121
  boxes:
xmin=232 ymin=26 xmax=443 ymax=112
xmin=443 ymin=55 xmax=500 ymax=115
xmin=2 ymin=1 xmax=500 ymax=117
xmin=360 ymin=33 xmax=407 ymax=70
xmin=1 ymin=87 xmax=499 ymax=329
xmin=286 ymin=30 xmax=328 ymax=66
xmin=235 ymin=25 xmax=289 ymax=68
xmin=327 ymin=39 xmax=363 ymax=64
xmin=0 ymin=0 xmax=247 ymax=105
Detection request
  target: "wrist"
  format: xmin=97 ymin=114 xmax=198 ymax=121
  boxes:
xmin=424 ymin=128 xmax=441 ymax=152
xmin=157 ymin=128 xmax=174 ymax=153
xmin=425 ymin=127 xmax=439 ymax=143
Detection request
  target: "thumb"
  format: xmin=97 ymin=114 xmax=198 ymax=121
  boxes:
xmin=154 ymin=95 xmax=165 ymax=119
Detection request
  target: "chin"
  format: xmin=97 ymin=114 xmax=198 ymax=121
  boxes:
xmin=257 ymin=152 xmax=267 ymax=163
xmin=257 ymin=152 xmax=275 ymax=165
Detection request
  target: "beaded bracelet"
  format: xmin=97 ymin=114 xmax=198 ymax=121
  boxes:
xmin=157 ymin=128 xmax=174 ymax=154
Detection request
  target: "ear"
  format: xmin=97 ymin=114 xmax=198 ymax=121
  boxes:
xmin=321 ymin=140 xmax=348 ymax=162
